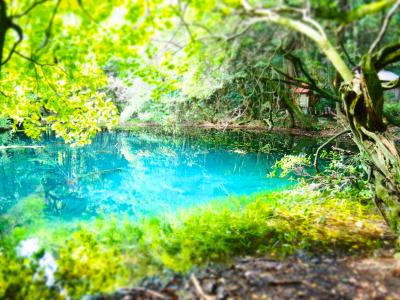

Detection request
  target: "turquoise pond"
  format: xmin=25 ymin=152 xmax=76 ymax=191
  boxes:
xmin=0 ymin=129 xmax=318 ymax=222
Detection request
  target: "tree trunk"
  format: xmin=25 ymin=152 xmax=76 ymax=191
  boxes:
xmin=281 ymin=95 xmax=313 ymax=129
xmin=0 ymin=0 xmax=9 ymax=73
xmin=248 ymin=3 xmax=400 ymax=235
xmin=340 ymin=55 xmax=400 ymax=234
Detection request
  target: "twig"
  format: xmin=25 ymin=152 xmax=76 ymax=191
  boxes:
xmin=15 ymin=50 xmax=54 ymax=67
xmin=331 ymin=146 xmax=354 ymax=154
xmin=151 ymin=38 xmax=184 ymax=50
xmin=314 ymin=129 xmax=351 ymax=173
xmin=190 ymin=274 xmax=216 ymax=300
xmin=197 ymin=18 xmax=261 ymax=42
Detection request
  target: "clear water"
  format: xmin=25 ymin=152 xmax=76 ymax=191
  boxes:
xmin=0 ymin=130 xmax=317 ymax=222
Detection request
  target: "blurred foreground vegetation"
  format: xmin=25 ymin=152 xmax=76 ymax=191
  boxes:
xmin=0 ymin=187 xmax=390 ymax=299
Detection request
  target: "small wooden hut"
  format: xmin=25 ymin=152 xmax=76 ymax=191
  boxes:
xmin=293 ymin=83 xmax=319 ymax=114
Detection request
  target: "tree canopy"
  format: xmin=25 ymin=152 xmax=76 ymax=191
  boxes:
xmin=1 ymin=0 xmax=399 ymax=143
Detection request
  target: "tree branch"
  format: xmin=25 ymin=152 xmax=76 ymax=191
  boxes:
xmin=0 ymin=0 xmax=8 ymax=74
xmin=382 ymin=78 xmax=400 ymax=90
xmin=339 ymin=41 xmax=356 ymax=67
xmin=11 ymin=0 xmax=50 ymax=18
xmin=77 ymin=0 xmax=98 ymax=23
xmin=314 ymin=129 xmax=351 ymax=173
xmin=1 ymin=22 xmax=23 ymax=66
xmin=373 ymin=42 xmax=400 ymax=70
xmin=197 ymin=23 xmax=253 ymax=42
xmin=14 ymin=50 xmax=55 ymax=67
xmin=175 ymin=0 xmax=194 ymax=41
xmin=369 ymin=0 xmax=400 ymax=54
xmin=271 ymin=60 xmax=341 ymax=102
xmin=315 ymin=0 xmax=397 ymax=24
xmin=36 ymin=0 xmax=61 ymax=52
xmin=242 ymin=6 xmax=353 ymax=82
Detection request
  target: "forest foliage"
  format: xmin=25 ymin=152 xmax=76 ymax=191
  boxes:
xmin=1 ymin=0 xmax=400 ymax=297
xmin=1 ymin=0 xmax=399 ymax=143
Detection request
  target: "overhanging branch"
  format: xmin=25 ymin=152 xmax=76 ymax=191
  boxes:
xmin=241 ymin=1 xmax=354 ymax=82
xmin=1 ymin=22 xmax=23 ymax=66
xmin=11 ymin=0 xmax=50 ymax=18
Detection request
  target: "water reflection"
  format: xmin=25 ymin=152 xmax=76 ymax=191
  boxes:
xmin=0 ymin=130 xmax=318 ymax=220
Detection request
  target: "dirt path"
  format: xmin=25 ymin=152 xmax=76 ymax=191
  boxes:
xmin=94 ymin=252 xmax=400 ymax=300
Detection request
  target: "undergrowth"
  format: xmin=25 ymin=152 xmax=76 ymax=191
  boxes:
xmin=0 ymin=188 xmax=390 ymax=299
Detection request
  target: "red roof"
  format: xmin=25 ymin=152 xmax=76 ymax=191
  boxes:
xmin=294 ymin=87 xmax=311 ymax=94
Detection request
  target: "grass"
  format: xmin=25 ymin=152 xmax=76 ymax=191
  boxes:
xmin=0 ymin=187 xmax=391 ymax=299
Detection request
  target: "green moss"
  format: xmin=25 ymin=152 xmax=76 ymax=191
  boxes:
xmin=0 ymin=188 xmax=390 ymax=299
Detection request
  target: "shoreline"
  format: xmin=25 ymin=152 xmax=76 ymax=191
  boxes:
xmin=114 ymin=122 xmax=349 ymax=138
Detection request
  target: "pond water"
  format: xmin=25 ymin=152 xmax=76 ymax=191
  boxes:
xmin=0 ymin=129 xmax=318 ymax=223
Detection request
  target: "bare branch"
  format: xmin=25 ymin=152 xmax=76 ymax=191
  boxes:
xmin=175 ymin=0 xmax=194 ymax=41
xmin=314 ymin=129 xmax=351 ymax=173
xmin=151 ymin=38 xmax=184 ymax=50
xmin=190 ymin=22 xmax=214 ymax=35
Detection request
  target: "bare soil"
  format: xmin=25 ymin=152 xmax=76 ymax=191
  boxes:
xmin=94 ymin=252 xmax=400 ymax=300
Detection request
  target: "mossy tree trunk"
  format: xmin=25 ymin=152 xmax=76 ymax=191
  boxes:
xmin=340 ymin=51 xmax=400 ymax=232
xmin=243 ymin=3 xmax=400 ymax=234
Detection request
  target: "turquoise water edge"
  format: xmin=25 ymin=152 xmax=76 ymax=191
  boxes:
xmin=0 ymin=130 xmax=317 ymax=227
